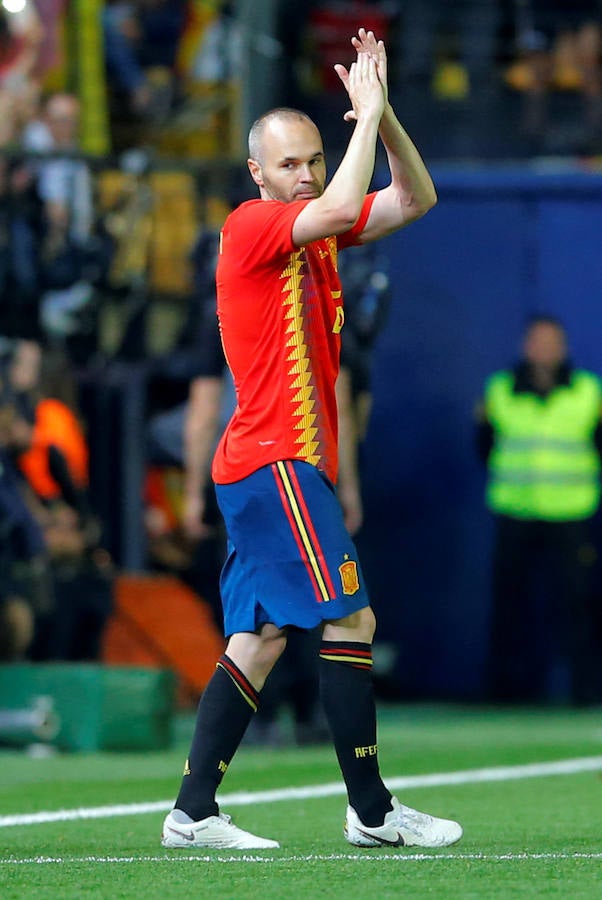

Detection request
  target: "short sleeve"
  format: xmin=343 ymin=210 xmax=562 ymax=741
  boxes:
xmin=337 ymin=192 xmax=378 ymax=250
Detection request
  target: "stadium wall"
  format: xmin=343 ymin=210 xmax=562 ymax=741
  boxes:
xmin=360 ymin=166 xmax=602 ymax=700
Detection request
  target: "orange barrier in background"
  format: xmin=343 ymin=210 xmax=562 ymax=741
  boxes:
xmin=102 ymin=574 xmax=224 ymax=706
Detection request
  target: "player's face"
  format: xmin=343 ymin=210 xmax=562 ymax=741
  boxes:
xmin=523 ymin=322 xmax=567 ymax=368
xmin=249 ymin=118 xmax=327 ymax=203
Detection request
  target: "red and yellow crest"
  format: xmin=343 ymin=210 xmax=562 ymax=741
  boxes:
xmin=326 ymin=235 xmax=338 ymax=269
xmin=339 ymin=559 xmax=360 ymax=595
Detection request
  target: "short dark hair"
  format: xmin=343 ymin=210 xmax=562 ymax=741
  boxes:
xmin=248 ymin=108 xmax=316 ymax=162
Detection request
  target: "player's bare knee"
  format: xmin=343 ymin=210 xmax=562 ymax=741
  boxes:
xmin=225 ymin=625 xmax=286 ymax=688
xmin=258 ymin=624 xmax=288 ymax=667
xmin=323 ymin=605 xmax=376 ymax=643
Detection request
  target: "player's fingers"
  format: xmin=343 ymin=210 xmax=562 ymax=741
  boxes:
xmin=345 ymin=60 xmax=356 ymax=88
xmin=334 ymin=63 xmax=350 ymax=88
xmin=358 ymin=28 xmax=376 ymax=49
xmin=364 ymin=53 xmax=379 ymax=82
xmin=357 ymin=51 xmax=372 ymax=78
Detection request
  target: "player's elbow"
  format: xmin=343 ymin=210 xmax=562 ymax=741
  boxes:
xmin=410 ymin=186 xmax=438 ymax=221
xmin=293 ymin=197 xmax=362 ymax=244
xmin=423 ymin=185 xmax=438 ymax=212
xmin=401 ymin=190 xmax=437 ymax=225
xmin=326 ymin=190 xmax=368 ymax=231
xmin=322 ymin=198 xmax=363 ymax=235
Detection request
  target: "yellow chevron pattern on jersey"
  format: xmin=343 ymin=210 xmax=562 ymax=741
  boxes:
xmin=281 ymin=253 xmax=320 ymax=465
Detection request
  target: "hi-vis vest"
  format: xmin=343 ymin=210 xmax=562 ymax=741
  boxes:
xmin=485 ymin=369 xmax=602 ymax=521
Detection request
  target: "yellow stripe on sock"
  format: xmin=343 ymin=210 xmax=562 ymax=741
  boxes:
xmin=320 ymin=652 xmax=373 ymax=667
xmin=216 ymin=661 xmax=258 ymax=712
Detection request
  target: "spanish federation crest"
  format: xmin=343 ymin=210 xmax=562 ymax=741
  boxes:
xmin=339 ymin=557 xmax=360 ymax=595
xmin=326 ymin=235 xmax=338 ymax=269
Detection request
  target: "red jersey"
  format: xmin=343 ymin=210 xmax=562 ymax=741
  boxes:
xmin=212 ymin=193 xmax=376 ymax=484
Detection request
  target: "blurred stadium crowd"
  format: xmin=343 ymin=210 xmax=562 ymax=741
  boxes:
xmin=1 ymin=0 xmax=602 ymax=682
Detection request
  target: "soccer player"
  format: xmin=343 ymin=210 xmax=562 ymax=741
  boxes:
xmin=162 ymin=28 xmax=463 ymax=850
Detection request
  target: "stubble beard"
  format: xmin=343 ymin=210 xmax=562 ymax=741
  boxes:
xmin=261 ymin=174 xmax=323 ymax=204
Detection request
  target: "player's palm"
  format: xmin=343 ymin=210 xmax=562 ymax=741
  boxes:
xmin=337 ymin=29 xmax=388 ymax=122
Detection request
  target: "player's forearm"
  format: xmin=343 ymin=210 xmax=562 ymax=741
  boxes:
xmin=336 ymin=368 xmax=363 ymax=534
xmin=183 ymin=424 xmax=215 ymax=501
xmin=183 ymin=379 xmax=223 ymax=501
xmin=336 ymin=370 xmax=360 ymax=490
xmin=320 ymin=113 xmax=381 ymax=228
xmin=337 ymin=425 xmax=361 ymax=497
xmin=379 ymin=103 xmax=437 ymax=216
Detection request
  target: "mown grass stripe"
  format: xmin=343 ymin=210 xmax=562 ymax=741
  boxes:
xmin=1 ymin=755 xmax=601 ymax=829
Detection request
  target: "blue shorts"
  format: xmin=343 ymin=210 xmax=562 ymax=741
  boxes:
xmin=215 ymin=460 xmax=370 ymax=637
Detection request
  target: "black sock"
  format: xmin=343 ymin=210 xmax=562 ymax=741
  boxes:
xmin=319 ymin=641 xmax=392 ymax=827
xmin=175 ymin=654 xmax=258 ymax=821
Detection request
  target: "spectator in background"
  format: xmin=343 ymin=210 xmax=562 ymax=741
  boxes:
xmin=389 ymin=0 xmax=503 ymax=156
xmin=6 ymin=339 xmax=89 ymax=507
xmin=511 ymin=0 xmax=602 ymax=148
xmin=1 ymin=340 xmax=113 ymax=662
xmin=336 ymin=243 xmax=391 ymax=536
xmin=396 ymin=0 xmax=500 ymax=100
xmin=13 ymin=367 xmax=90 ymax=521
xmin=22 ymin=92 xmax=96 ymax=343
xmin=0 ymin=155 xmax=43 ymax=339
xmin=145 ymin=228 xmax=232 ymax=631
xmin=31 ymin=497 xmax=114 ymax=662
xmin=102 ymin=0 xmax=187 ymax=119
xmin=0 ymin=362 xmax=51 ymax=661
xmin=476 ymin=316 xmax=602 ymax=704
xmin=7 ymin=339 xmax=102 ymax=542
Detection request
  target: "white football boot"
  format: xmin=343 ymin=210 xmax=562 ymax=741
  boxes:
xmin=344 ymin=796 xmax=463 ymax=848
xmin=162 ymin=809 xmax=280 ymax=849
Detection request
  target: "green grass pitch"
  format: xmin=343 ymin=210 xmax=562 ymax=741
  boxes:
xmin=1 ymin=704 xmax=602 ymax=899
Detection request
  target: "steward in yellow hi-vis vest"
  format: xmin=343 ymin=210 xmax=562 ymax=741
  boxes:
xmin=484 ymin=367 xmax=602 ymax=521
xmin=476 ymin=316 xmax=602 ymax=706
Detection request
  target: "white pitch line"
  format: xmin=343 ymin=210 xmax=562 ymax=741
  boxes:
xmin=1 ymin=755 xmax=602 ymax=830
xmin=2 ymin=852 xmax=602 ymax=865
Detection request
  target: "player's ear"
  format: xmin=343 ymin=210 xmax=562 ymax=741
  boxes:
xmin=247 ymin=158 xmax=264 ymax=187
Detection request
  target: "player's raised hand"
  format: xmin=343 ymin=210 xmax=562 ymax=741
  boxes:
xmin=334 ymin=44 xmax=385 ymax=124
xmin=336 ymin=29 xmax=388 ymax=122
xmin=351 ymin=28 xmax=388 ymax=105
